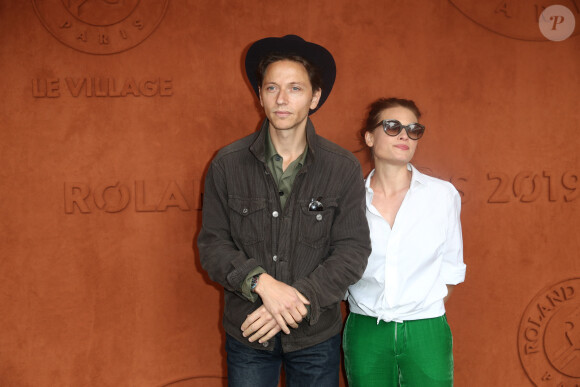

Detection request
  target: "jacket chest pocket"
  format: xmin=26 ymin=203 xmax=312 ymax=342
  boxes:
xmin=228 ymin=197 xmax=267 ymax=245
xmin=298 ymin=198 xmax=338 ymax=249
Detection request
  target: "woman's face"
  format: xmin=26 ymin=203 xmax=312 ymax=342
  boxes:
xmin=365 ymin=106 xmax=420 ymax=166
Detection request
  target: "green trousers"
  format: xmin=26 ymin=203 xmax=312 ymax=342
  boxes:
xmin=343 ymin=313 xmax=454 ymax=387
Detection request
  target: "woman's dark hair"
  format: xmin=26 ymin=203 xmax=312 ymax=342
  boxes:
xmin=256 ymin=53 xmax=323 ymax=92
xmin=359 ymin=97 xmax=422 ymax=146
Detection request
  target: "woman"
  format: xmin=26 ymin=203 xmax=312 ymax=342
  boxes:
xmin=344 ymin=98 xmax=466 ymax=386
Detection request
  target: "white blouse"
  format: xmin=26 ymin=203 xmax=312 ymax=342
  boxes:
xmin=347 ymin=164 xmax=466 ymax=323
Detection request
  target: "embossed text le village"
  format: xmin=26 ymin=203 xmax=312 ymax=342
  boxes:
xmin=32 ymin=77 xmax=173 ymax=98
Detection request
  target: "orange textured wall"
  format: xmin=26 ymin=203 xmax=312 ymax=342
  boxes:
xmin=0 ymin=1 xmax=579 ymax=386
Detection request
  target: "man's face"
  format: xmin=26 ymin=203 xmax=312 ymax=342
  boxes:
xmin=259 ymin=60 xmax=321 ymax=133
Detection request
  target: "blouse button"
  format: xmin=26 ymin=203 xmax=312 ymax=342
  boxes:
xmin=273 ymin=255 xmax=278 ymax=262
xmin=316 ymin=214 xmax=323 ymax=221
xmin=272 ymin=211 xmax=279 ymax=218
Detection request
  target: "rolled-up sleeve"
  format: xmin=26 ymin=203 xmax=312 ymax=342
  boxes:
xmin=441 ymin=189 xmax=466 ymax=285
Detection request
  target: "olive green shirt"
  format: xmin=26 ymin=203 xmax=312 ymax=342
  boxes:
xmin=264 ymin=129 xmax=308 ymax=210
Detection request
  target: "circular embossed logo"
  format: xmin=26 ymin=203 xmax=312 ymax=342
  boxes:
xmin=449 ymin=0 xmax=579 ymax=41
xmin=33 ymin=0 xmax=170 ymax=55
xmin=518 ymin=278 xmax=580 ymax=386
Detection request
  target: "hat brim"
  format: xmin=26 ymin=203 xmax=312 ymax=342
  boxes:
xmin=245 ymin=35 xmax=336 ymax=115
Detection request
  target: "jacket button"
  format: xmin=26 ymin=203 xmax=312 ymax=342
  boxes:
xmin=262 ymin=341 xmax=269 ymax=347
xmin=272 ymin=211 xmax=279 ymax=218
xmin=242 ymin=208 xmax=248 ymax=215
xmin=273 ymin=255 xmax=278 ymax=262
xmin=316 ymin=214 xmax=323 ymax=221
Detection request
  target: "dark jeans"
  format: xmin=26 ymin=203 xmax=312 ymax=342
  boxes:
xmin=225 ymin=333 xmax=340 ymax=387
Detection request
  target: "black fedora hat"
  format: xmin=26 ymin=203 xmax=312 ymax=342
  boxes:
xmin=245 ymin=34 xmax=336 ymax=115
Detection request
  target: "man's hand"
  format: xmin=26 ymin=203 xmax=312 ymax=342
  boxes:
xmin=241 ymin=305 xmax=281 ymax=343
xmin=253 ymin=273 xmax=310 ymax=334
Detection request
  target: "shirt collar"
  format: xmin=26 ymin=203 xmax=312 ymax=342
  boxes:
xmin=365 ymin=163 xmax=427 ymax=196
xmin=264 ymin=126 xmax=308 ymax=167
xmin=250 ymin=118 xmax=316 ymax=165
xmin=264 ymin=128 xmax=278 ymax=162
xmin=408 ymin=163 xmax=429 ymax=189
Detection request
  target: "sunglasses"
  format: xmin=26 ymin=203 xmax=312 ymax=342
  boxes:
xmin=375 ymin=119 xmax=425 ymax=140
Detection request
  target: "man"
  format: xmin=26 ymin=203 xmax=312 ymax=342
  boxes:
xmin=197 ymin=34 xmax=371 ymax=386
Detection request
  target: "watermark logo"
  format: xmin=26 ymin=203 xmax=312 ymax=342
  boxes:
xmin=449 ymin=1 xmax=579 ymax=41
xmin=518 ymin=278 xmax=580 ymax=385
xmin=539 ymin=5 xmax=576 ymax=41
xmin=33 ymin=0 xmax=170 ymax=55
